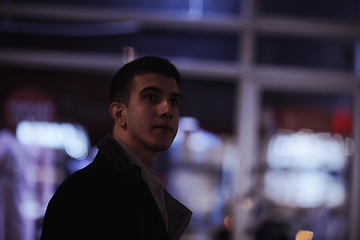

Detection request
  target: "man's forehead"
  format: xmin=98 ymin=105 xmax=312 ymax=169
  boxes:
xmin=132 ymin=73 xmax=179 ymax=93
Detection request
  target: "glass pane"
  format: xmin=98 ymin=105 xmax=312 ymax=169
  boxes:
xmin=259 ymin=0 xmax=359 ymax=22
xmin=0 ymin=67 xmax=112 ymax=146
xmin=178 ymin=79 xmax=235 ymax=134
xmin=13 ymin=0 xmax=240 ymax=16
xmin=1 ymin=29 xmax=238 ymax=62
xmin=256 ymin=35 xmax=355 ymax=71
xmin=250 ymin=90 xmax=354 ymax=240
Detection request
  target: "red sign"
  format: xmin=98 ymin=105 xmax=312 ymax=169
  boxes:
xmin=3 ymin=86 xmax=57 ymax=132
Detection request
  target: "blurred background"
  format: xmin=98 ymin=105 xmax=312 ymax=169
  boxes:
xmin=0 ymin=0 xmax=360 ymax=239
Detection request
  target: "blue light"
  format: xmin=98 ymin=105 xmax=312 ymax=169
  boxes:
xmin=16 ymin=121 xmax=89 ymax=160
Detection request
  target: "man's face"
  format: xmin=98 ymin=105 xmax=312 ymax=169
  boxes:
xmin=123 ymin=73 xmax=181 ymax=152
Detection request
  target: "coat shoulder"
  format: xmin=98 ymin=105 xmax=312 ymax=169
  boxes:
xmin=41 ymin=152 xmax=137 ymax=240
xmin=51 ymin=151 xmax=128 ymax=205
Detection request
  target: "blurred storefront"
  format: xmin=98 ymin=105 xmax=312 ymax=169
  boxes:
xmin=0 ymin=87 xmax=57 ymax=240
xmin=0 ymin=86 xmax=94 ymax=240
xmin=1 ymin=0 xmax=360 ymax=240
xmin=249 ymin=92 xmax=355 ymax=240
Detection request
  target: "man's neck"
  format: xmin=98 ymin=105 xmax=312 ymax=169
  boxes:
xmin=129 ymin=144 xmax=158 ymax=171
xmin=112 ymin=134 xmax=158 ymax=171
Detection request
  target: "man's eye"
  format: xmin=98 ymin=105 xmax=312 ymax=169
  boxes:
xmin=146 ymin=95 xmax=156 ymax=101
xmin=171 ymin=99 xmax=180 ymax=106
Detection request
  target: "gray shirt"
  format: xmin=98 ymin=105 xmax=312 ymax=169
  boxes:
xmin=114 ymin=138 xmax=169 ymax=230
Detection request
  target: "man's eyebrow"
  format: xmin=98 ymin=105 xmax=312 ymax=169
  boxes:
xmin=139 ymin=86 xmax=163 ymax=95
xmin=139 ymin=86 xmax=182 ymax=100
xmin=171 ymin=92 xmax=182 ymax=101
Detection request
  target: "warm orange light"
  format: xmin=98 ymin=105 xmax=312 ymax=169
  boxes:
xmin=296 ymin=230 xmax=313 ymax=240
xmin=224 ymin=215 xmax=231 ymax=230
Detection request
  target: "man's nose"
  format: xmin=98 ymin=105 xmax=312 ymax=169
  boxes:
xmin=159 ymin=99 xmax=173 ymax=118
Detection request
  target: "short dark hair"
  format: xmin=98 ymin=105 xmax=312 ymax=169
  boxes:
xmin=109 ymin=56 xmax=180 ymax=106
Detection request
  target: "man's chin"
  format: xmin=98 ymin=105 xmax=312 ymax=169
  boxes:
xmin=156 ymin=145 xmax=171 ymax=152
xmin=152 ymin=141 xmax=173 ymax=152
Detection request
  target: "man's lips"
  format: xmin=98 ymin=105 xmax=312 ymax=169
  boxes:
xmin=154 ymin=124 xmax=173 ymax=131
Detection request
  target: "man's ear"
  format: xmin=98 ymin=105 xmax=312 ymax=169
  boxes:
xmin=109 ymin=102 xmax=127 ymax=128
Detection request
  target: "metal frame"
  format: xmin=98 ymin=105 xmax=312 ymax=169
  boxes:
xmin=1 ymin=1 xmax=360 ymax=240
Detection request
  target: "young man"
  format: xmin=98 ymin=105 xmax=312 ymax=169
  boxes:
xmin=41 ymin=56 xmax=192 ymax=240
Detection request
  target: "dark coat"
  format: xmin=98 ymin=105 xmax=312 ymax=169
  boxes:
xmin=41 ymin=135 xmax=192 ymax=240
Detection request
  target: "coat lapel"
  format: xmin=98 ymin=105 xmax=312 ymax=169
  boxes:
xmin=163 ymin=189 xmax=192 ymax=240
